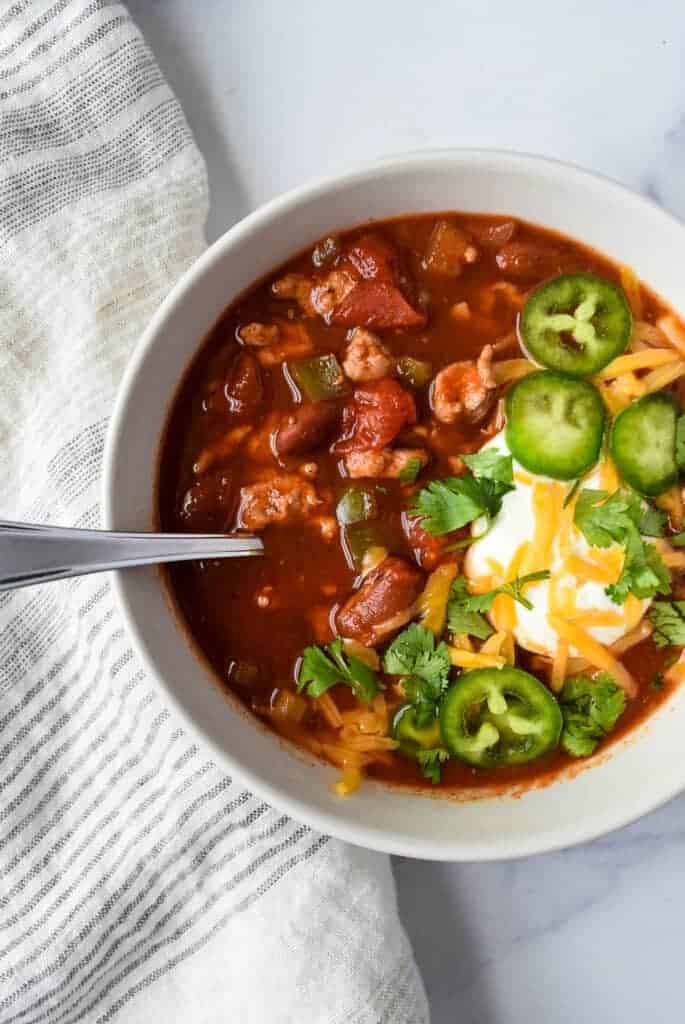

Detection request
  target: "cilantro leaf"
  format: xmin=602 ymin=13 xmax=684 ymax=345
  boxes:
xmin=398 ymin=457 xmax=424 ymax=484
xmin=606 ymin=538 xmax=671 ymax=604
xmin=447 ymin=605 xmax=494 ymax=641
xmin=409 ymin=448 xmax=514 ymax=538
xmin=649 ymin=601 xmax=685 ymax=647
xmin=639 ymin=504 xmax=667 ymax=538
xmin=670 ymin=533 xmax=685 ymax=547
xmin=409 ymin=476 xmax=485 ymax=535
xmin=650 ymin=672 xmax=665 ymax=691
xmin=383 ymin=624 xmax=451 ymax=720
xmin=574 ymin=488 xmax=626 ymax=548
xmin=415 ymin=747 xmax=450 ymax=784
xmin=383 ymin=623 xmax=450 ymax=695
xmin=462 ymin=448 xmax=513 ymax=484
xmin=459 ymin=571 xmax=550 ymax=614
xmin=559 ymin=673 xmax=626 ymax=758
xmin=574 ymin=487 xmax=671 ymax=604
xmin=298 ymin=638 xmax=380 ymax=703
xmin=447 ymin=576 xmax=493 ymax=639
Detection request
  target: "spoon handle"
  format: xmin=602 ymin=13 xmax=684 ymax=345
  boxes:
xmin=0 ymin=520 xmax=264 ymax=592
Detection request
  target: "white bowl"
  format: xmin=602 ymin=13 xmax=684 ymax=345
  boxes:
xmin=103 ymin=150 xmax=685 ymax=861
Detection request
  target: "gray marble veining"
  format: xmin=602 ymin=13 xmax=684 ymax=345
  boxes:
xmin=126 ymin=2 xmax=685 ymax=1020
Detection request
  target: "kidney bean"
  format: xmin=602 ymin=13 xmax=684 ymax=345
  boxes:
xmin=224 ymin=350 xmax=263 ymax=419
xmin=335 ymin=556 xmax=424 ymax=646
xmin=275 ymin=400 xmax=342 ymax=456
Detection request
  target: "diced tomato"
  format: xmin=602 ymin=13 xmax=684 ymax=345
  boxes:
xmin=345 ymin=234 xmax=398 ymax=283
xmin=331 ymin=280 xmax=426 ymax=330
xmin=403 ymin=514 xmax=450 ymax=571
xmin=327 ymin=233 xmax=425 ymax=329
xmin=339 ymin=378 xmax=417 ymax=451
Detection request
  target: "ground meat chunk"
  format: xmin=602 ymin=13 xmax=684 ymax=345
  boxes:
xmin=275 ymin=400 xmax=342 ymax=456
xmin=431 ymin=344 xmax=497 ymax=424
xmin=310 ymin=270 xmax=357 ymax=316
xmin=344 ymin=447 xmax=428 ymax=479
xmin=255 ymin=321 xmax=313 ymax=367
xmin=238 ymin=322 xmax=280 ymax=347
xmin=342 ymin=328 xmax=394 ymax=383
xmin=271 ymin=273 xmax=317 ymax=316
xmin=335 ymin=556 xmax=424 ymax=647
xmin=237 ymin=475 xmax=320 ymax=531
xmin=339 ymin=378 xmax=417 ymax=451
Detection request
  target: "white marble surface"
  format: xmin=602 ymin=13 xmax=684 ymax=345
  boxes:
xmin=127 ymin=2 xmax=685 ymax=1020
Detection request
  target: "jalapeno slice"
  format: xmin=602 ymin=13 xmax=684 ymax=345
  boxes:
xmin=520 ymin=273 xmax=631 ymax=377
xmin=610 ymin=392 xmax=678 ymax=496
xmin=440 ymin=667 xmax=562 ymax=767
xmin=505 ymin=370 xmax=605 ymax=479
xmin=392 ymin=704 xmax=442 ymax=757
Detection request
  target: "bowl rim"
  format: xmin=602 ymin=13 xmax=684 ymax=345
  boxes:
xmin=102 ymin=147 xmax=685 ymax=861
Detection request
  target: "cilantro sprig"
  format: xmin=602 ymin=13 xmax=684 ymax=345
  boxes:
xmin=649 ymin=601 xmax=685 ymax=647
xmin=298 ymin=638 xmax=380 ymax=703
xmin=383 ymin=623 xmax=451 ymax=726
xmin=410 ymin=449 xmax=513 ymax=537
xmin=446 ymin=572 xmax=549 ymax=640
xmin=559 ymin=673 xmax=626 ymax=757
xmin=573 ymin=488 xmax=671 ymax=604
xmin=416 ymin=747 xmax=450 ymax=784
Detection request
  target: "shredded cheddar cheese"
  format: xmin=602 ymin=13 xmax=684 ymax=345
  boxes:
xmin=596 ymin=348 xmax=680 ymax=379
xmin=642 ymin=360 xmax=685 ymax=393
xmin=520 ymin=482 xmax=559 ymax=577
xmin=657 ymin=315 xmax=685 ymax=356
xmin=609 ymin=620 xmax=653 ymax=654
xmin=631 ymin=319 xmax=669 ymax=350
xmin=587 ymin=545 xmax=624 ymax=582
xmin=547 ymin=615 xmax=637 ymax=697
xmin=490 ymin=542 xmax=528 ymax=635
xmin=656 ymin=486 xmax=684 ymax=530
xmin=550 ymin=640 xmax=568 ymax=693
xmin=492 ymin=359 xmax=536 ymax=385
xmin=480 ymin=631 xmax=507 ymax=656
xmin=599 ymin=456 xmax=620 ymax=494
xmin=568 ymin=609 xmax=624 ymax=628
xmin=448 ymin=647 xmax=506 ymax=670
xmin=564 ymin=554 xmax=617 ymax=585
xmin=486 ymin=557 xmax=505 ymax=579
xmin=450 ymin=633 xmax=475 ymax=652
xmin=332 ymin=767 xmax=362 ymax=797
xmin=623 ymin=593 xmax=645 ymax=633
xmin=654 ymin=538 xmax=685 ymax=567
xmin=665 ymin=654 xmax=685 ymax=684
xmin=317 ymin=691 xmax=343 ymax=729
xmin=417 ymin=562 xmax=458 ymax=635
xmin=599 ymin=381 xmax=631 ymax=414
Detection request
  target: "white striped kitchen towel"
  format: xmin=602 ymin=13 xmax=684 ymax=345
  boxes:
xmin=0 ymin=3 xmax=429 ymax=1022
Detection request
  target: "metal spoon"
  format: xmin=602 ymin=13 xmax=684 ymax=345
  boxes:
xmin=0 ymin=520 xmax=264 ymax=592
